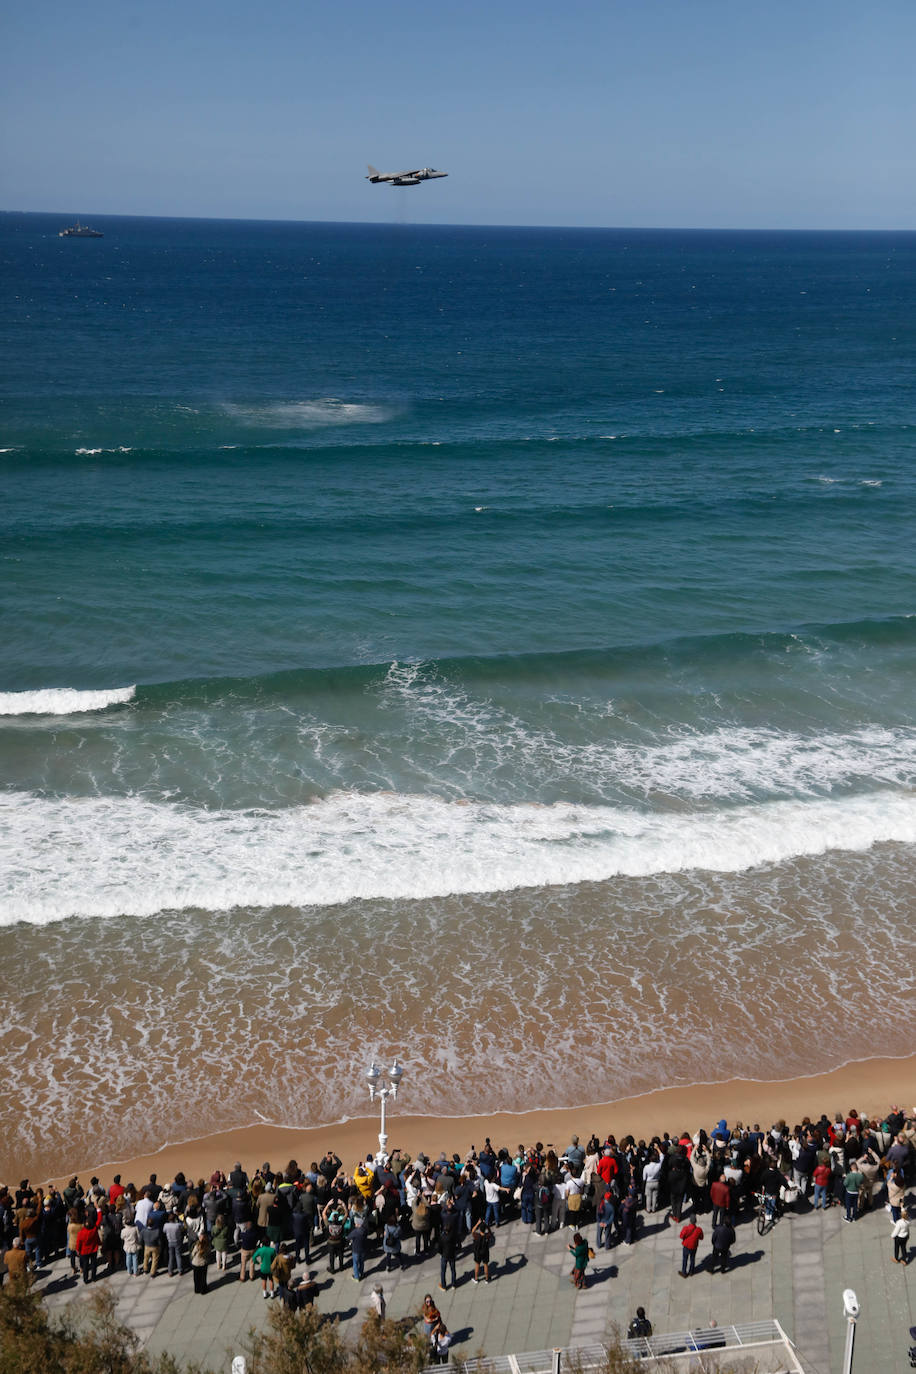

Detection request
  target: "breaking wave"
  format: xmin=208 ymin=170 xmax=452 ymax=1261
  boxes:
xmin=3 ymin=786 xmax=916 ymax=926
xmin=0 ymin=686 xmax=136 ymax=716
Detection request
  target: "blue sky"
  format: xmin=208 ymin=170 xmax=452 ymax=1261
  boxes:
xmin=3 ymin=0 xmax=915 ymax=227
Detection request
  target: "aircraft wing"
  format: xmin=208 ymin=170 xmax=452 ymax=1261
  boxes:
xmin=367 ymin=164 xmax=422 ymax=183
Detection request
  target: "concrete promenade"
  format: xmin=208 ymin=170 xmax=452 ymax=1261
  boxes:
xmin=36 ymin=1199 xmax=913 ymax=1372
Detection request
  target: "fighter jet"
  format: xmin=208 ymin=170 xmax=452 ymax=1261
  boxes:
xmin=366 ymin=164 xmax=448 ymax=187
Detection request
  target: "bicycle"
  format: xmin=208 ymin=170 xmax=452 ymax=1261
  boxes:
xmin=754 ymin=1191 xmax=780 ymax=1236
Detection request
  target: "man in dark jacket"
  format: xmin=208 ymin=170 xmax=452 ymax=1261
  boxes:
xmin=290 ymin=1186 xmax=314 ymax=1265
xmin=438 ymin=1199 xmax=460 ymax=1291
xmin=710 ymin=1218 xmax=736 ymax=1273
xmin=228 ymin=1164 xmax=249 ymax=1196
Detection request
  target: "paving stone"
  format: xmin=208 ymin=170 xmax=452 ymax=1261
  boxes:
xmin=27 ymin=1198 xmax=915 ymax=1369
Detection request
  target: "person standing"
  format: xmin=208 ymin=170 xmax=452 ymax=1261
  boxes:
xmin=382 ymin=1215 xmax=402 ymax=1271
xmin=412 ymin=1190 xmax=432 ymax=1256
xmin=709 ymin=1175 xmax=732 ymax=1227
xmin=2 ymin=1240 xmax=29 ymax=1289
xmin=843 ymin=1165 xmax=864 ymax=1223
xmin=421 ymin=1293 xmax=441 ymax=1341
xmin=252 ymin=1240 xmax=276 ymax=1299
xmin=627 ymin=1307 xmax=653 ymax=1339
xmin=430 ymin=1319 xmax=453 ymax=1366
xmin=191 ymin=1231 xmax=212 ymax=1294
xmin=709 ymin=1218 xmax=736 ymax=1273
xmin=482 ymin=1175 xmax=501 ymax=1228
xmin=643 ymin=1151 xmax=662 ymax=1213
xmin=887 ymin=1168 xmax=906 ymax=1222
xmin=678 ymin=1218 xmax=703 ymax=1277
xmin=238 ymin=1220 xmax=258 ymax=1280
xmin=270 ymin=1247 xmax=292 ymax=1302
xmin=567 ymin=1231 xmax=590 ymax=1289
xmin=470 ymin=1217 xmax=493 ymax=1284
xmin=892 ymin=1213 xmax=910 ymax=1265
xmin=667 ymin=1148 xmax=691 ymax=1222
xmin=349 ymin=1211 xmax=369 ymax=1281
xmin=812 ymin=1159 xmax=832 ymax=1210
xmin=596 ymin=1191 xmax=616 ymax=1249
xmin=76 ymin=1217 xmax=101 ymax=1284
xmin=290 ymin=1187 xmax=312 ymax=1266
xmin=438 ymin=1199 xmax=460 ymax=1291
xmin=121 ymin=1218 xmax=141 ymax=1277
xmin=65 ymin=1208 xmax=82 ymax=1275
xmin=619 ymin=1186 xmax=638 ymax=1246
xmin=323 ymin=1200 xmax=347 ymax=1274
xmin=163 ymin=1212 xmax=185 ymax=1276
xmin=211 ymin=1215 xmax=230 ymax=1271
xmin=139 ymin=1218 xmax=160 ymax=1278
xmin=369 ymin=1284 xmax=386 ymax=1320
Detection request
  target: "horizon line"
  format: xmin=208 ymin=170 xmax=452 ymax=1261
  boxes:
xmin=3 ymin=208 xmax=916 ymax=234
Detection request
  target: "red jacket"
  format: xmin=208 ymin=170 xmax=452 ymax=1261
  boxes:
xmin=679 ymin=1222 xmax=703 ymax=1251
xmin=709 ymin=1179 xmax=731 ymax=1209
xmin=75 ymin=1225 xmax=100 ymax=1256
xmin=596 ymin=1155 xmax=617 ymax=1186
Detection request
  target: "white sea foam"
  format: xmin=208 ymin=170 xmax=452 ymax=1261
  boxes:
xmin=379 ymin=663 xmax=916 ymax=805
xmin=0 ymin=686 xmax=136 ymax=716
xmin=3 ymin=786 xmax=916 ymax=926
xmin=222 ymin=399 xmax=393 ymax=428
xmin=74 ymin=447 xmax=133 ymax=455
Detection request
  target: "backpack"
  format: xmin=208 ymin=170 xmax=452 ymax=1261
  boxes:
xmin=327 ymin=1218 xmax=344 ymax=1241
xmin=628 ymin=1316 xmax=652 ymax=1339
xmin=538 ymin=1185 xmax=551 ymax=1207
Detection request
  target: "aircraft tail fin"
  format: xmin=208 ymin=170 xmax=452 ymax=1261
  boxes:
xmin=367 ymin=164 xmax=379 ymax=176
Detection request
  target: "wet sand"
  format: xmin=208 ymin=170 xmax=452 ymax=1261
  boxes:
xmin=6 ymin=845 xmax=916 ymax=1184
xmin=43 ymin=1052 xmax=915 ymax=1188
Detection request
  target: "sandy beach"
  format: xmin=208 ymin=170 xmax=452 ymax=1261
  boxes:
xmin=38 ymin=1052 xmax=914 ymax=1189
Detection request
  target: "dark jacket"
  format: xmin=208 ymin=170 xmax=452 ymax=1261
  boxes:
xmin=711 ymin=1221 xmax=735 ymax=1251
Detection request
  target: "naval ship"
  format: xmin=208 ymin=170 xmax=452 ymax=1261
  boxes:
xmin=59 ymin=220 xmax=103 ymax=238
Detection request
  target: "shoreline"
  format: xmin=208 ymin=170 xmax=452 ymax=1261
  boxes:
xmin=41 ymin=1051 xmax=915 ymax=1188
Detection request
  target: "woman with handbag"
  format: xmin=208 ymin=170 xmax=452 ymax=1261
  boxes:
xmin=567 ymin=1231 xmax=590 ymax=1290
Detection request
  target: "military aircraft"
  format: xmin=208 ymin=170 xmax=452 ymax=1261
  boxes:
xmin=366 ymin=164 xmax=448 ymax=187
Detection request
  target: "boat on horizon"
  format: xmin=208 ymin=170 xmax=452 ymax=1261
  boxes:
xmin=59 ymin=220 xmax=103 ymax=238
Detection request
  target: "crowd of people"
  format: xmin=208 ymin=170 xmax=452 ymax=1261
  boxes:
xmin=1 ymin=1103 xmax=912 ymax=1359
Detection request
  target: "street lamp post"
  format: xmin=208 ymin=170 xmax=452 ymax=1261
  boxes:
xmin=366 ymin=1058 xmax=404 ymax=1164
xmin=841 ymin=1289 xmax=859 ymax=1374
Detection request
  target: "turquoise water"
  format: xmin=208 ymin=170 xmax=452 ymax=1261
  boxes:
xmin=1 ymin=214 xmax=915 ymax=1169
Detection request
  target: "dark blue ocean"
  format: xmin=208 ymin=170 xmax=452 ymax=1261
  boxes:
xmin=2 ymin=213 xmax=915 ymax=1172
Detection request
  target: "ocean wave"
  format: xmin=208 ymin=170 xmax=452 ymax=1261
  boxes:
xmin=3 ymin=786 xmax=916 ymax=925
xmin=127 ymin=615 xmax=916 ymax=706
xmin=74 ymin=447 xmax=133 ymax=455
xmin=0 ymin=686 xmax=136 ymax=717
xmin=219 ymin=399 xmax=395 ymax=428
